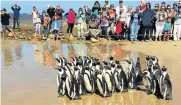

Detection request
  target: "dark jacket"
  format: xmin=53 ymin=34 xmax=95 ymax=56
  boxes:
xmin=142 ymin=9 xmax=154 ymax=26
xmin=85 ymin=8 xmax=92 ymax=22
xmin=55 ymin=8 xmax=64 ymax=20
xmin=47 ymin=7 xmax=55 ymax=18
xmin=1 ymin=13 xmax=11 ymax=25
xmin=92 ymin=6 xmax=101 ymax=14
xmin=11 ymin=6 xmax=21 ymax=17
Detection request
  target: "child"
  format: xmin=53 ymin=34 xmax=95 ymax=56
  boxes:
xmin=41 ymin=11 xmax=49 ymax=37
xmin=1 ymin=8 xmax=17 ymax=39
xmin=76 ymin=8 xmax=85 ymax=40
xmin=163 ymin=17 xmax=172 ymax=41
xmin=34 ymin=13 xmax=41 ymax=35
xmin=51 ymin=14 xmax=60 ymax=40
xmin=100 ymin=14 xmax=109 ymax=38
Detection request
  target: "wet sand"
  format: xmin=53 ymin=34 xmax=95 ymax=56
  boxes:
xmin=1 ymin=40 xmax=181 ymax=105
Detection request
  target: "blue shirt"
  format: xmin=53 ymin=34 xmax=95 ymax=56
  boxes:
xmin=164 ymin=22 xmax=171 ymax=31
xmin=11 ymin=6 xmax=21 ymax=17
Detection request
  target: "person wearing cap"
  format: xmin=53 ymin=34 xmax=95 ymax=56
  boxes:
xmin=1 ymin=8 xmax=16 ymax=39
xmin=64 ymin=8 xmax=77 ymax=36
xmin=173 ymin=6 xmax=181 ymax=41
xmin=55 ymin=5 xmax=64 ymax=33
xmin=47 ymin=5 xmax=55 ymax=31
xmin=141 ymin=2 xmax=154 ymax=41
xmin=92 ymin=1 xmax=101 ymax=17
xmin=84 ymin=6 xmax=92 ymax=29
xmin=155 ymin=6 xmax=168 ymax=41
xmin=11 ymin=4 xmax=21 ymax=29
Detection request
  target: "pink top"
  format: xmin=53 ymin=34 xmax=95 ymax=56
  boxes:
xmin=67 ymin=9 xmax=75 ymax=24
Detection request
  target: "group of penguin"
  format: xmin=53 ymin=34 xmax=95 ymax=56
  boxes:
xmin=55 ymin=55 xmax=172 ymax=100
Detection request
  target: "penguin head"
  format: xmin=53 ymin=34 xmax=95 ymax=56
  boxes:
xmin=151 ymin=56 xmax=158 ymax=66
xmin=111 ymin=63 xmax=115 ymax=68
xmin=142 ymin=70 xmax=151 ymax=78
xmin=103 ymin=61 xmax=108 ymax=65
xmin=115 ymin=60 xmax=120 ymax=64
xmin=74 ymin=66 xmax=79 ymax=71
xmin=126 ymin=60 xmax=132 ymax=64
xmin=76 ymin=60 xmax=82 ymax=66
xmin=105 ymin=66 xmax=111 ymax=70
xmin=92 ymin=62 xmax=96 ymax=66
xmin=84 ymin=66 xmax=90 ymax=70
xmin=110 ymin=56 xmax=114 ymax=60
xmin=94 ymin=58 xmax=99 ymax=62
xmin=146 ymin=56 xmax=150 ymax=62
xmin=162 ymin=66 xmax=167 ymax=72
xmin=117 ymin=64 xmax=123 ymax=69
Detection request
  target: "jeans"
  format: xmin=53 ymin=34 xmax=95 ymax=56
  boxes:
xmin=130 ymin=22 xmax=140 ymax=40
xmin=13 ymin=17 xmax=20 ymax=29
xmin=59 ymin=20 xmax=62 ymax=33
xmin=143 ymin=25 xmax=153 ymax=40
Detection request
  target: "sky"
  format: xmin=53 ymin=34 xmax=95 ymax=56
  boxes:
xmin=1 ymin=0 xmax=178 ymax=14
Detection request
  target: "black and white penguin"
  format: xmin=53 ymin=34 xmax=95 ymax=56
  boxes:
xmin=56 ymin=67 xmax=66 ymax=97
xmin=109 ymin=56 xmax=114 ymax=65
xmin=142 ymin=69 xmax=163 ymax=99
xmin=114 ymin=64 xmax=128 ymax=92
xmin=96 ymin=69 xmax=111 ymax=98
xmin=83 ymin=66 xmax=94 ymax=93
xmin=160 ymin=66 xmax=172 ymax=100
xmin=126 ymin=60 xmax=137 ymax=90
xmin=134 ymin=57 xmax=143 ymax=85
xmin=103 ymin=66 xmax=113 ymax=94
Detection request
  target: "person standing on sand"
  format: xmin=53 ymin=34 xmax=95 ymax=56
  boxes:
xmin=142 ymin=3 xmax=154 ymax=42
xmin=92 ymin=1 xmax=101 ymax=17
xmin=1 ymin=8 xmax=16 ymax=39
xmin=76 ymin=8 xmax=86 ymax=40
xmin=11 ymin=4 xmax=21 ymax=29
xmin=41 ymin=10 xmax=49 ymax=37
xmin=84 ymin=6 xmax=91 ymax=29
xmin=34 ymin=13 xmax=41 ymax=35
xmin=51 ymin=14 xmax=61 ymax=41
xmin=32 ymin=6 xmax=38 ymax=29
xmin=173 ymin=6 xmax=181 ymax=41
xmin=55 ymin=5 xmax=64 ymax=33
xmin=65 ymin=8 xmax=77 ymax=36
xmin=47 ymin=5 xmax=55 ymax=31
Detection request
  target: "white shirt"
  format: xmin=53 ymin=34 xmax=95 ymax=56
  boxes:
xmin=116 ymin=5 xmax=127 ymax=18
xmin=32 ymin=10 xmax=38 ymax=18
xmin=35 ymin=17 xmax=41 ymax=24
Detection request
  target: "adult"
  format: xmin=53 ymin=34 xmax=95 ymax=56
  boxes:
xmin=84 ymin=6 xmax=91 ymax=29
xmin=167 ymin=5 xmax=176 ymax=25
xmin=55 ymin=5 xmax=64 ymax=33
xmin=115 ymin=0 xmax=127 ymax=40
xmin=152 ymin=3 xmax=160 ymax=39
xmin=155 ymin=6 xmax=167 ymax=41
xmin=173 ymin=6 xmax=181 ymax=41
xmin=32 ymin=6 xmax=38 ymax=27
xmin=92 ymin=1 xmax=101 ymax=17
xmin=130 ymin=11 xmax=140 ymax=41
xmin=102 ymin=0 xmax=110 ymax=13
xmin=11 ymin=4 xmax=21 ymax=29
xmin=76 ymin=8 xmax=86 ymax=39
xmin=136 ymin=0 xmax=146 ymax=12
xmin=142 ymin=2 xmax=154 ymax=41
xmin=173 ymin=2 xmax=178 ymax=13
xmin=47 ymin=5 xmax=55 ymax=31
xmin=65 ymin=8 xmax=76 ymax=36
xmin=125 ymin=6 xmax=133 ymax=40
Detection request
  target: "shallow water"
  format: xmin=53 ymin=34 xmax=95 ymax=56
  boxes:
xmin=1 ymin=40 xmax=180 ymax=105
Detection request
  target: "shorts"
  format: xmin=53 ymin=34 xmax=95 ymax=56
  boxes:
xmin=2 ymin=25 xmax=11 ymax=31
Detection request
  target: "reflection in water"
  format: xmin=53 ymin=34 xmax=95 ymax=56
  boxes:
xmin=3 ymin=48 xmax=13 ymax=66
xmin=15 ymin=44 xmax=22 ymax=60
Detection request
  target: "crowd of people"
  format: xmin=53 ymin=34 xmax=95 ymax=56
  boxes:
xmin=1 ymin=0 xmax=181 ymax=42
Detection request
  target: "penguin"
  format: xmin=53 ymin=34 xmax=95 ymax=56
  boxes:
xmin=55 ymin=58 xmax=63 ymax=67
xmin=160 ymin=66 xmax=172 ymax=100
xmin=65 ymin=66 xmax=81 ymax=100
xmin=134 ymin=57 xmax=143 ymax=85
xmin=110 ymin=63 xmax=116 ymax=93
xmin=56 ymin=67 xmax=66 ymax=97
xmin=83 ymin=66 xmax=94 ymax=93
xmin=103 ymin=66 xmax=113 ymax=94
xmin=126 ymin=60 xmax=137 ymax=90
xmin=142 ymin=69 xmax=163 ymax=99
xmin=96 ymin=69 xmax=111 ymax=98
xmin=114 ymin=64 xmax=128 ymax=92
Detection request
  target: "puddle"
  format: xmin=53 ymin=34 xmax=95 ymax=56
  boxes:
xmin=1 ymin=40 xmax=180 ymax=105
